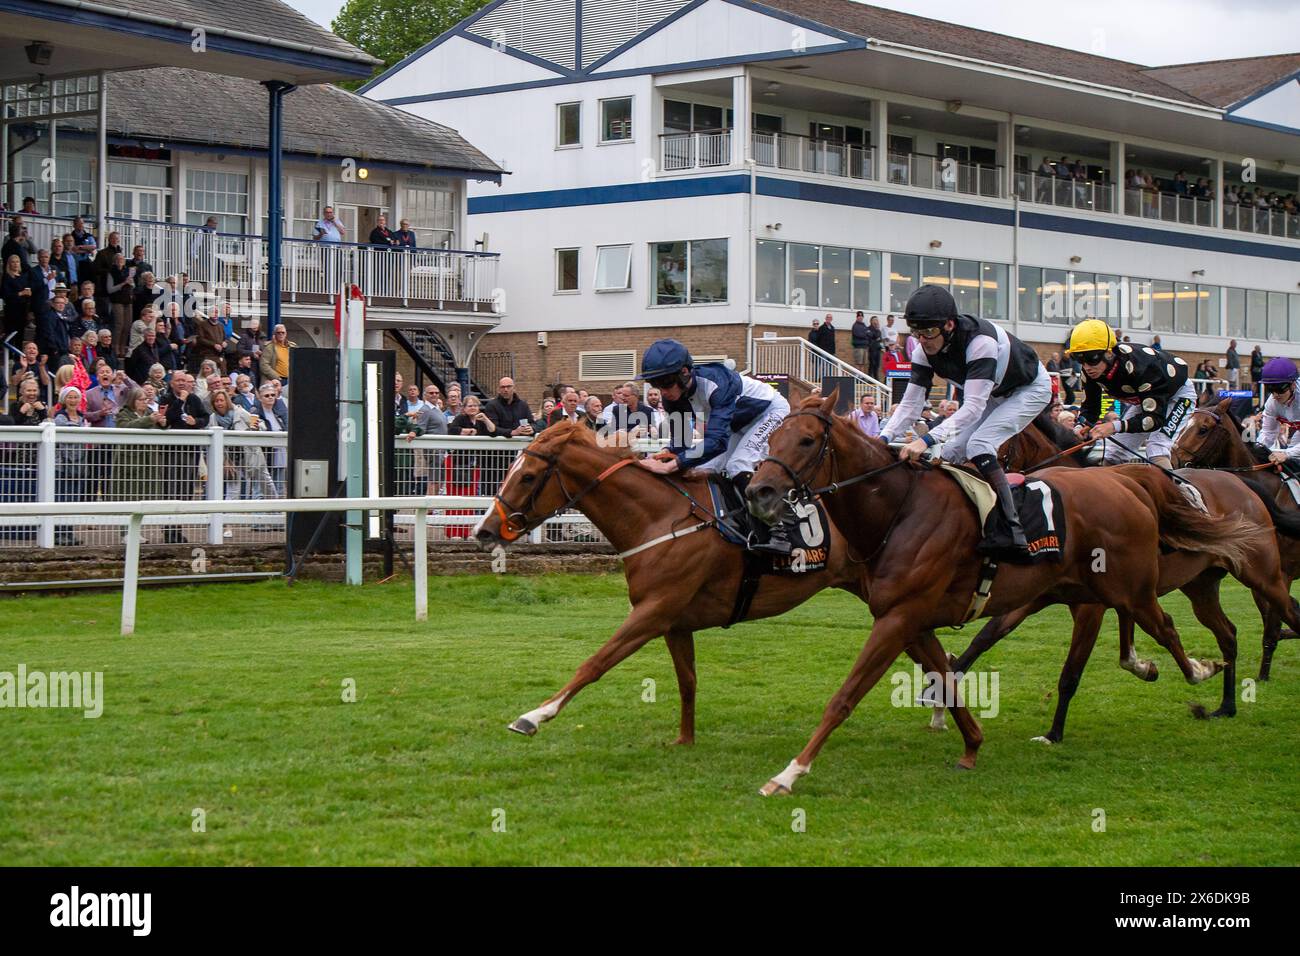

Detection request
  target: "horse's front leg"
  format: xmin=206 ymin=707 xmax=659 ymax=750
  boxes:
xmin=664 ymin=629 xmax=697 ymax=745
xmin=760 ymin=610 xmax=923 ymax=796
xmin=508 ymin=598 xmax=677 ymax=737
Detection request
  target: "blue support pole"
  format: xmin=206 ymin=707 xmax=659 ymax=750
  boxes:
xmin=263 ymin=81 xmax=295 ymax=333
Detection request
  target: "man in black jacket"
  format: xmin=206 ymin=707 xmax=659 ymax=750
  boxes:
xmin=128 ymin=328 xmax=167 ymax=383
xmin=161 ymin=371 xmax=209 ymax=543
xmin=482 ymin=377 xmax=535 ymax=437
xmin=851 ymin=311 xmax=869 ymax=369
xmin=810 ymin=313 xmax=837 ymax=356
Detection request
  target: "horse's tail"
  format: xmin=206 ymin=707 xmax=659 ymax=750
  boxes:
xmin=1117 ymin=466 xmax=1253 ymax=575
xmin=1240 ymin=477 xmax=1300 ymax=538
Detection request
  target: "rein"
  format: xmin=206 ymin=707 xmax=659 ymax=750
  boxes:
xmin=1177 ymin=408 xmax=1279 ymax=473
xmin=1023 ymin=439 xmax=1095 ymax=474
xmin=491 ymin=449 xmax=639 ymax=542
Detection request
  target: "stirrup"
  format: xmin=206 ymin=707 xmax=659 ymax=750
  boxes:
xmin=748 ymin=526 xmax=794 ymax=555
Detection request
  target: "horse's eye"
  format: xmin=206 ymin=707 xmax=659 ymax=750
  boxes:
xmin=521 ymin=473 xmax=535 ymax=484
xmin=799 ymin=437 xmax=815 ymax=447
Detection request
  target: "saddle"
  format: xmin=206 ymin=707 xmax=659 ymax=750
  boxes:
xmin=705 ymin=475 xmax=833 ymax=627
xmin=937 ymin=463 xmax=1066 ymax=564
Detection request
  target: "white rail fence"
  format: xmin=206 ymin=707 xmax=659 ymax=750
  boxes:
xmin=0 ymin=429 xmax=602 ymax=549
xmin=750 ymin=337 xmax=891 ymax=411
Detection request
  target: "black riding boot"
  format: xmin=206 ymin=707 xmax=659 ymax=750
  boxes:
xmin=732 ymin=472 xmax=794 ymax=556
xmin=972 ymin=453 xmax=1029 ymax=556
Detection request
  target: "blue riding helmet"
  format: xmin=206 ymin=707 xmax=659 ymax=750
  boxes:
xmin=639 ymin=339 xmax=694 ymax=381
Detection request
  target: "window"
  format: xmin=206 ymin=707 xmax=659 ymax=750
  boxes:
xmin=1018 ymin=266 xmax=1042 ymax=323
xmin=852 ymin=250 xmax=880 ymax=312
xmin=402 ymin=183 xmax=457 ymax=248
xmin=652 ymin=239 xmax=727 ymax=305
xmin=291 ymin=178 xmax=321 ymax=240
xmin=789 ymin=243 xmax=818 ymax=309
xmin=755 ymin=239 xmax=785 ymax=304
xmin=821 ymin=246 xmax=851 ymax=309
xmin=594 ymin=244 xmax=632 ymax=291
xmin=921 ymin=256 xmax=950 ymax=288
xmin=557 ymin=102 xmax=581 ymax=147
xmin=1226 ymin=288 xmax=1246 ymax=338
xmin=1069 ymin=273 xmax=1096 ymax=320
xmin=754 ymin=113 xmax=782 ymax=133
xmin=1247 ymin=289 xmax=1267 ymax=340
xmin=1128 ymin=278 xmax=1152 ymax=330
xmin=556 ymin=248 xmax=579 ymax=292
xmin=1269 ymin=291 xmax=1288 ymax=341
xmin=600 ymin=97 xmax=633 ymax=142
xmin=1095 ymin=275 xmax=1121 ymax=322
xmin=1151 ymin=280 xmax=1174 ymax=333
xmin=952 ymin=259 xmax=980 ymax=315
xmin=665 ymin=100 xmax=727 ymax=132
xmin=890 ymin=254 xmax=918 ymax=312
xmin=1044 ymin=269 xmax=1069 ymax=324
xmin=185 ymin=168 xmax=248 ymax=233
xmin=1174 ymin=282 xmax=1197 ymax=333
xmin=1291 ymin=294 xmax=1300 ymax=343
xmin=980 ymin=263 xmax=1008 ymax=321
xmin=1198 ymin=285 xmax=1220 ymax=336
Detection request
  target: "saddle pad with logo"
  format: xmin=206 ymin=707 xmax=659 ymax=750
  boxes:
xmin=938 ymin=464 xmax=1066 ymax=564
xmin=706 ymin=478 xmax=830 ymax=575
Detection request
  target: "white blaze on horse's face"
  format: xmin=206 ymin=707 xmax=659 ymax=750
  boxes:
xmin=475 ymin=450 xmax=531 ymax=542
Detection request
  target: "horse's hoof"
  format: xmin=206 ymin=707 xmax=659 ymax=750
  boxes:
xmin=508 ymin=717 xmax=537 ymax=736
xmin=1140 ymin=662 xmax=1159 ymax=683
xmin=671 ymin=735 xmax=695 ymax=746
xmin=953 ymin=760 xmax=976 ymax=771
xmin=759 ymin=780 xmax=792 ymax=797
xmin=1209 ymin=707 xmax=1236 ymax=719
xmin=1030 ymin=735 xmax=1056 ymax=745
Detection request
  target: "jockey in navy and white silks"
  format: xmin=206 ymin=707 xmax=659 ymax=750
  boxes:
xmin=635 ymin=338 xmax=793 ymax=554
xmin=1257 ymin=357 xmax=1300 ymax=466
xmin=881 ymin=285 xmax=1051 ymax=555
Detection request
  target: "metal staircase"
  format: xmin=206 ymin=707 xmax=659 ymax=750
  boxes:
xmin=389 ymin=328 xmax=488 ymax=399
xmin=750 ymin=337 xmax=891 ymax=410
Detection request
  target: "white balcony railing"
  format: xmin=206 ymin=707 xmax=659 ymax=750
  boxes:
xmin=95 ymin=217 xmax=502 ymax=309
xmin=887 ymin=152 xmax=1002 ymax=198
xmin=1223 ymin=203 xmax=1300 ymax=239
xmin=659 ymin=129 xmax=732 ymax=171
xmin=751 ymin=131 xmax=875 ymax=181
xmin=1013 ymin=171 xmax=1116 ymax=214
xmin=1123 ymin=189 xmax=1217 ymax=228
xmin=749 ymin=337 xmax=890 ymax=412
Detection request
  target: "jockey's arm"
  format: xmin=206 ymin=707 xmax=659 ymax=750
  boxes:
xmin=1256 ymin=400 xmax=1281 ymax=450
xmin=880 ymin=383 xmax=927 ymax=441
xmin=922 ymin=377 xmax=993 ymax=446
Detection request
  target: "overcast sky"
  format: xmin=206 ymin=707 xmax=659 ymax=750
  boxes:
xmin=290 ymin=0 xmax=1300 ymax=65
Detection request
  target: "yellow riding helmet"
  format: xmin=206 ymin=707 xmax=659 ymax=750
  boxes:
xmin=1066 ymin=319 xmax=1117 ymax=355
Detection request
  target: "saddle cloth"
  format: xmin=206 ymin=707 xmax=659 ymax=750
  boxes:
xmin=707 ymin=476 xmax=830 ymax=575
xmin=937 ymin=463 xmax=1066 ymax=564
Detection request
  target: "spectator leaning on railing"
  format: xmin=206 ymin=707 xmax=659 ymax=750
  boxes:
xmin=482 ymin=376 xmax=534 ymax=437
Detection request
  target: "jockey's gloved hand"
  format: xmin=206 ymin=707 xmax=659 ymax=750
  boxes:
xmin=879 ymin=433 xmax=893 ymax=445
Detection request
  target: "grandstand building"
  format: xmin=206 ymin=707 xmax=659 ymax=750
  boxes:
xmin=361 ymin=0 xmax=1300 ymax=399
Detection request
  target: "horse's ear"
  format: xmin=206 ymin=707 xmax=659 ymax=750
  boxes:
xmin=822 ymin=386 xmax=841 ymax=413
xmin=1216 ymin=397 xmax=1233 ymax=415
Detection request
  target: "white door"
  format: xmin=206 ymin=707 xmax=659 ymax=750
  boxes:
xmin=335 ymin=204 xmax=358 ymax=243
xmin=110 ymin=187 xmax=164 ymax=222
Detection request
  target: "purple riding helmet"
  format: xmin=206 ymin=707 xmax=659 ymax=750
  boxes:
xmin=1261 ymin=357 xmax=1298 ymax=393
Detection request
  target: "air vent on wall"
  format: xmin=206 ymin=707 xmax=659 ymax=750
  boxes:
xmin=579 ymin=349 xmax=637 ymax=380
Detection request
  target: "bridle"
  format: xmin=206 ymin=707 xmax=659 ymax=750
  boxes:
xmin=762 ymin=408 xmax=910 ymax=501
xmin=490 ymin=446 xmax=636 ymax=542
xmin=1180 ymin=406 xmax=1277 ymax=473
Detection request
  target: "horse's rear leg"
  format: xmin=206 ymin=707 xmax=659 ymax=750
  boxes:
xmin=952 ymin=601 xmax=1036 ymax=673
xmin=1117 ymin=611 xmax=1159 ymax=682
xmin=664 ymin=629 xmax=696 ymax=745
xmin=508 ymin=599 xmax=676 ymax=737
xmin=1034 ymin=603 xmax=1104 ymax=744
xmin=1130 ymin=600 xmax=1223 ymax=685
xmin=1183 ymin=575 xmax=1237 ymax=719
xmin=1252 ymin=589 xmax=1293 ymax=682
xmin=913 ymin=629 xmax=983 ymax=767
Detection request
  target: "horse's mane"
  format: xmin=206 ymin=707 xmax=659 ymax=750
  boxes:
xmin=537 ymin=419 xmax=637 ymax=459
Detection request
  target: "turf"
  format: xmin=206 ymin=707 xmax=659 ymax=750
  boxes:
xmin=1 ymin=573 xmax=1297 ymax=866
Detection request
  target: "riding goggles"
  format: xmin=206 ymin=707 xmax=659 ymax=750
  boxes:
xmin=1266 ymin=380 xmax=1294 ymax=395
xmin=1075 ymin=350 xmax=1108 ymax=366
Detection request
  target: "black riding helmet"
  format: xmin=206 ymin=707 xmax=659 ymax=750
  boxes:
xmin=904 ymin=284 xmax=960 ymax=336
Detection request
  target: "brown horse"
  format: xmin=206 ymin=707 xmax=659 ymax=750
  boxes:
xmin=472 ymin=421 xmax=967 ymax=746
xmin=949 ymin=406 xmax=1300 ymax=736
xmin=1173 ymin=398 xmax=1300 ymax=679
xmin=746 ymin=393 xmax=1252 ymax=795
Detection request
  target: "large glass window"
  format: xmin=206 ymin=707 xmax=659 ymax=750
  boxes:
xmin=1129 ymin=278 xmax=1152 ymax=330
xmin=1151 ymin=280 xmax=1175 ymax=332
xmin=1043 ymin=269 xmax=1069 ymax=324
xmin=1291 ymin=294 xmax=1300 ymax=343
xmin=853 ymin=250 xmax=880 ymax=312
xmin=557 ymin=102 xmax=581 ymax=147
xmin=556 ymin=248 xmax=579 ymax=292
xmin=890 ymin=254 xmax=918 ymax=312
xmin=600 ymin=97 xmax=633 ymax=142
xmin=1269 ymin=291 xmax=1288 ymax=341
xmin=921 ymin=256 xmax=950 ymax=289
xmin=652 ymin=239 xmax=726 ymax=305
xmin=290 ymin=178 xmax=321 ymax=240
xmin=185 ymin=168 xmax=248 ymax=233
xmin=1069 ymin=272 xmax=1096 ymax=320
xmin=755 ymin=239 xmax=785 ymax=304
xmin=1018 ymin=266 xmax=1042 ymax=323
xmin=952 ymin=259 xmax=980 ymax=314
xmin=820 ymin=246 xmax=851 ymax=309
xmin=402 ymin=183 xmax=456 ymax=248
xmin=1198 ymin=285 xmax=1220 ymax=336
xmin=595 ymin=244 xmax=632 ymax=292
xmin=1095 ymin=275 xmax=1121 ymax=322
xmin=1247 ymin=289 xmax=1268 ymax=340
xmin=789 ymin=243 xmax=819 ymax=309
xmin=980 ymin=262 xmax=1008 ymax=320
xmin=1226 ymin=288 xmax=1246 ymax=338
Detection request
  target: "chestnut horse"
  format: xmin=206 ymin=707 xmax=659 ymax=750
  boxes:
xmin=473 ymin=421 xmax=968 ymax=746
xmin=1173 ymin=398 xmax=1300 ymax=679
xmin=949 ymin=407 xmax=1300 ymax=736
xmin=747 ymin=393 xmax=1252 ymax=795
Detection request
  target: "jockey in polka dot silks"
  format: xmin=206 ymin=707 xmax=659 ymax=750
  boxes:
xmin=1257 ymin=356 xmax=1300 ymax=468
xmin=1067 ymin=318 xmax=1196 ymax=469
